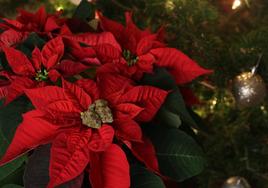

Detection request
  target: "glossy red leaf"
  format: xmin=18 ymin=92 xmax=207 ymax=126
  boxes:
xmin=88 ymin=125 xmax=114 ymax=152
xmin=62 ymin=79 xmax=92 ymax=110
xmin=125 ymin=137 xmax=159 ymax=172
xmin=5 ymin=76 xmax=35 ymax=105
xmin=41 ymin=37 xmax=64 ymax=69
xmin=57 ymin=60 xmax=89 ymax=76
xmin=25 ymin=86 xmax=69 ymax=109
xmin=150 ymin=48 xmax=213 ymax=84
xmin=3 ymin=47 xmax=35 ymax=76
xmin=76 ymin=79 xmax=99 ymax=101
xmin=48 ymin=131 xmax=90 ymax=188
xmin=0 ymin=29 xmax=27 ymax=47
xmin=0 ymin=110 xmax=59 ymax=165
xmin=119 ymin=86 xmax=168 ymax=122
xmin=113 ymin=119 xmax=142 ymax=142
xmin=114 ymin=103 xmax=144 ymax=119
xmin=89 ymin=144 xmax=130 ymax=188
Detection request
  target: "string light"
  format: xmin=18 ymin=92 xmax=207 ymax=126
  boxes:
xmin=232 ymin=0 xmax=242 ymax=10
xmin=56 ymin=5 xmax=64 ymax=11
xmin=165 ymin=0 xmax=175 ymax=10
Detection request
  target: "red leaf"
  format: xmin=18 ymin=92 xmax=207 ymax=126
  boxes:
xmin=64 ymin=32 xmax=121 ymax=51
xmin=48 ymin=69 xmax=61 ymax=82
xmin=94 ymin=43 xmax=121 ymax=62
xmin=48 ymin=131 xmax=90 ymax=188
xmin=97 ymin=74 xmax=134 ymax=101
xmin=62 ymin=79 xmax=92 ymax=110
xmin=25 ymin=86 xmax=69 ymax=109
xmin=5 ymin=76 xmax=35 ymax=105
xmin=98 ymin=12 xmax=125 ymax=43
xmin=0 ymin=110 xmax=59 ymax=165
xmin=44 ymin=17 xmax=60 ymax=32
xmin=41 ymin=37 xmax=64 ymax=69
xmin=113 ymin=119 xmax=142 ymax=142
xmin=125 ymin=137 xmax=159 ymax=172
xmin=150 ymin=48 xmax=213 ymax=84
xmin=88 ymin=125 xmax=114 ymax=152
xmin=114 ymin=103 xmax=144 ymax=119
xmin=45 ymin=100 xmax=81 ymax=119
xmin=0 ymin=29 xmax=27 ymax=47
xmin=89 ymin=144 xmax=130 ymax=188
xmin=3 ymin=47 xmax=35 ymax=76
xmin=31 ymin=47 xmax=42 ymax=71
xmin=57 ymin=60 xmax=89 ymax=76
xmin=119 ymin=86 xmax=168 ymax=122
xmin=76 ymin=79 xmax=99 ymax=101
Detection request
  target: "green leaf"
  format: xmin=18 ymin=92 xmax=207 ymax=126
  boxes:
xmin=0 ymin=97 xmax=31 ymax=141
xmin=165 ymin=89 xmax=197 ymax=128
xmin=1 ymin=184 xmax=23 ymax=188
xmin=130 ymin=165 xmax=165 ymax=188
xmin=141 ymin=68 xmax=196 ymax=128
xmin=0 ymin=156 xmax=26 ymax=183
xmin=73 ymin=0 xmax=95 ymax=21
xmin=141 ymin=68 xmax=176 ymax=90
xmin=149 ymin=126 xmax=205 ymax=182
xmin=23 ymin=32 xmax=46 ymax=50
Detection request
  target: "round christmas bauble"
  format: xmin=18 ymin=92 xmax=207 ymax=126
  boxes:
xmin=232 ymin=72 xmax=266 ymax=108
xmin=222 ymin=176 xmax=251 ymax=188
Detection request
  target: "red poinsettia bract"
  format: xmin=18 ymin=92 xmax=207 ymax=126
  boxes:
xmin=0 ymin=37 xmax=64 ymax=104
xmin=0 ymin=75 xmax=167 ymax=187
xmin=97 ymin=12 xmax=212 ymax=84
xmin=0 ymin=6 xmax=63 ymax=49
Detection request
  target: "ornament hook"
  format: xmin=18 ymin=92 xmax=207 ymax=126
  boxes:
xmin=251 ymin=53 xmax=263 ymax=75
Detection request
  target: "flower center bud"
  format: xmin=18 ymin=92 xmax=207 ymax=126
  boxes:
xmin=123 ymin=49 xmax=139 ymax=66
xmin=35 ymin=69 xmax=48 ymax=81
xmin=80 ymin=99 xmax=113 ymax=129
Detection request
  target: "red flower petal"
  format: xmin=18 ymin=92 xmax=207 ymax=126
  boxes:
xmin=64 ymin=32 xmax=121 ymax=51
xmin=44 ymin=16 xmax=60 ymax=32
xmin=0 ymin=29 xmax=27 ymax=47
xmin=45 ymin=100 xmax=81 ymax=119
xmin=0 ymin=110 xmax=58 ymax=165
xmin=3 ymin=47 xmax=35 ymax=76
xmin=31 ymin=47 xmax=42 ymax=71
xmin=5 ymin=76 xmax=35 ymax=105
xmin=62 ymin=79 xmax=92 ymax=110
xmin=94 ymin=43 xmax=121 ymax=63
xmin=114 ymin=103 xmax=144 ymax=119
xmin=113 ymin=119 xmax=142 ymax=142
xmin=48 ymin=131 xmax=90 ymax=188
xmin=48 ymin=69 xmax=61 ymax=82
xmin=97 ymin=74 xmax=133 ymax=101
xmin=150 ymin=48 xmax=213 ymax=84
xmin=88 ymin=125 xmax=114 ymax=152
xmin=125 ymin=137 xmax=159 ymax=172
xmin=89 ymin=144 xmax=130 ymax=188
xmin=41 ymin=37 xmax=64 ymax=69
xmin=57 ymin=60 xmax=89 ymax=77
xmin=76 ymin=79 xmax=99 ymax=101
xmin=98 ymin=12 xmax=125 ymax=43
xmin=119 ymin=86 xmax=168 ymax=122
xmin=25 ymin=86 xmax=69 ymax=109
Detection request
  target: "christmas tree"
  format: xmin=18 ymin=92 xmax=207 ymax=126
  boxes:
xmin=0 ymin=0 xmax=268 ymax=188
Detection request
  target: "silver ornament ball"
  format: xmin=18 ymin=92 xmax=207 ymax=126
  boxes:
xmin=222 ymin=176 xmax=251 ymax=188
xmin=232 ymin=72 xmax=266 ymax=108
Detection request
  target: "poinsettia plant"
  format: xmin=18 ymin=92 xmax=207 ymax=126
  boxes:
xmin=0 ymin=1 xmax=212 ymax=188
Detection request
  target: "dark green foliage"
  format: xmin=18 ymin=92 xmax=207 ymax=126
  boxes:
xmin=130 ymin=165 xmax=165 ymax=188
xmin=72 ymin=0 xmax=95 ymax=21
xmin=147 ymin=125 xmax=205 ymax=182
